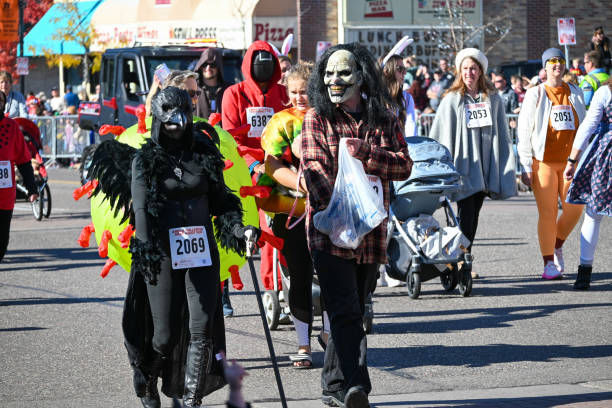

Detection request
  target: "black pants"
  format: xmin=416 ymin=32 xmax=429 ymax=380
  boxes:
xmin=456 ymin=191 xmax=486 ymax=251
xmin=146 ymin=257 xmax=221 ymax=355
xmin=312 ymin=249 xmax=376 ymax=395
xmin=0 ymin=209 xmax=13 ymax=261
xmin=272 ymin=213 xmax=313 ymax=326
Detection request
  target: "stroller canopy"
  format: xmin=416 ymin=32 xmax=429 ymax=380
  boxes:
xmin=393 ymin=137 xmax=459 ymax=195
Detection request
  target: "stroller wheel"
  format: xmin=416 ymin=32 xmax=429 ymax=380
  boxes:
xmin=440 ymin=264 xmax=458 ymax=291
xmin=262 ymin=290 xmax=280 ymax=330
xmin=406 ymin=271 xmax=421 ymax=299
xmin=458 ymin=265 xmax=473 ymax=297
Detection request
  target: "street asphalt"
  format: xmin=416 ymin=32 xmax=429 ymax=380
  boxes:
xmin=1 ymin=167 xmax=611 ymax=408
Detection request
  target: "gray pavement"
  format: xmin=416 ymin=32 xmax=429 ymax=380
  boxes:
xmin=1 ymin=167 xmax=611 ymax=408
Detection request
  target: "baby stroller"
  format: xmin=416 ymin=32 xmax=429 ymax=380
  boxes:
xmin=262 ymin=248 xmax=323 ymax=331
xmin=385 ymin=137 xmax=473 ymax=299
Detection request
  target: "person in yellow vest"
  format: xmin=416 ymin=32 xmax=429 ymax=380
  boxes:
xmin=579 ymin=51 xmax=609 ymax=109
xmin=518 ymin=48 xmax=586 ymax=280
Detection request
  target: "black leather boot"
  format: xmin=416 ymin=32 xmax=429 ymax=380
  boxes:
xmin=183 ymin=339 xmax=212 ymax=407
xmin=140 ymin=352 xmax=165 ymax=408
xmin=574 ymin=265 xmax=592 ymax=290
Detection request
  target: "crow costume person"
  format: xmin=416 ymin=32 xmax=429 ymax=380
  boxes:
xmin=88 ymin=87 xmax=253 ymax=408
xmin=301 ymin=44 xmax=412 ymax=407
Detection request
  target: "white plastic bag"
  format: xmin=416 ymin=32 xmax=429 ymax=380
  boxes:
xmin=313 ymin=138 xmax=387 ymax=249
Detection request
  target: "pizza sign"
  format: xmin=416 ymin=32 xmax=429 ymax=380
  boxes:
xmin=364 ymin=0 xmax=393 ymax=18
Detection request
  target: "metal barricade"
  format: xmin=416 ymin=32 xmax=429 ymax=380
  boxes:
xmin=29 ymin=115 xmax=91 ymax=166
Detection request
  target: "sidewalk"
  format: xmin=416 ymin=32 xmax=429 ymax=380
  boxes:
xmin=209 ymin=381 xmax=612 ymax=407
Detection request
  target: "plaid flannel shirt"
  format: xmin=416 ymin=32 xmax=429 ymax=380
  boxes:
xmin=301 ymin=108 xmax=412 ymax=264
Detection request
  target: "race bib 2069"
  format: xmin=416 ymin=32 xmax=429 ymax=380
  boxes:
xmin=168 ymin=226 xmax=212 ymax=269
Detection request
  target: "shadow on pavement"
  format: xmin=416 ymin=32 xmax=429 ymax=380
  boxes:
xmin=368 ymin=343 xmax=612 ymax=370
xmin=0 ymin=326 xmax=47 ymax=332
xmin=0 ymin=296 xmax=124 ymax=307
xmin=372 ymin=302 xmax=612 ymax=334
xmin=0 ymin=247 xmax=105 ymax=271
xmin=373 ymin=391 xmax=612 ymax=407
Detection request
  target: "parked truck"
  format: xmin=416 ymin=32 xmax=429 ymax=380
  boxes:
xmin=77 ymin=44 xmax=242 ymax=183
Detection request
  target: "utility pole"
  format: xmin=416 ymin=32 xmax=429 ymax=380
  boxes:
xmin=18 ymin=0 xmax=25 ymax=94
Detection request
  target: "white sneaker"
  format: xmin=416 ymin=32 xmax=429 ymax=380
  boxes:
xmin=554 ymin=248 xmax=564 ymax=273
xmin=386 ymin=275 xmax=405 ymax=287
xmin=542 ymin=261 xmax=562 ymax=280
xmin=377 ymin=269 xmax=388 ymax=287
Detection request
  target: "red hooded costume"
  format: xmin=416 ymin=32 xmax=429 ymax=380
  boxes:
xmin=222 ymin=40 xmax=288 ymax=171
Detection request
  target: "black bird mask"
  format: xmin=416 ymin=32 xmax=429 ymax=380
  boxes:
xmin=150 ymin=86 xmax=194 ymax=150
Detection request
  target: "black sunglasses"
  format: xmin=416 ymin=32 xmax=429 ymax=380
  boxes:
xmin=202 ymin=62 xmax=217 ymax=68
xmin=188 ymin=89 xmax=202 ymax=98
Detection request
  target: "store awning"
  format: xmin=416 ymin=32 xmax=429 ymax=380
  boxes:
xmin=23 ymin=0 xmax=105 ymax=57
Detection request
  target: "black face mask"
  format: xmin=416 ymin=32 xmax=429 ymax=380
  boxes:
xmin=251 ymin=51 xmax=275 ymax=83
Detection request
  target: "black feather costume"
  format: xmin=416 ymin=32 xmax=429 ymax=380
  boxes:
xmin=89 ymin=87 xmax=246 ymax=400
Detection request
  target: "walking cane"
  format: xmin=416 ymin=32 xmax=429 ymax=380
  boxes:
xmin=243 ymin=228 xmax=288 ymax=408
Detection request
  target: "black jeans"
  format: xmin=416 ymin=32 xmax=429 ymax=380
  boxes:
xmin=146 ymin=257 xmax=221 ymax=355
xmin=272 ymin=213 xmax=313 ymax=325
xmin=0 ymin=209 xmax=13 ymax=261
xmin=456 ymin=191 xmax=486 ymax=251
xmin=312 ymin=249 xmax=376 ymax=395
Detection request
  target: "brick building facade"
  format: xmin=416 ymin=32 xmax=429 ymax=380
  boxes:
xmin=297 ymin=0 xmax=612 ymax=69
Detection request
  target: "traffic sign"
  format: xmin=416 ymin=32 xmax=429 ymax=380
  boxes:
xmin=557 ymin=18 xmax=576 ymax=45
xmin=16 ymin=57 xmax=29 ymax=76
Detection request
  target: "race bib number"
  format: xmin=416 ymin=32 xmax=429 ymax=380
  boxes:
xmin=168 ymin=226 xmax=212 ymax=269
xmin=465 ymin=102 xmax=492 ymax=128
xmin=367 ymin=175 xmax=383 ymax=203
xmin=550 ymin=105 xmax=575 ymax=131
xmin=246 ymin=107 xmax=274 ymax=138
xmin=0 ymin=161 xmax=12 ymax=189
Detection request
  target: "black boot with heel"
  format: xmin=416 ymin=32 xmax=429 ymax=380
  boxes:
xmin=140 ymin=352 xmax=165 ymax=408
xmin=183 ymin=339 xmax=212 ymax=407
xmin=574 ymin=265 xmax=592 ymax=290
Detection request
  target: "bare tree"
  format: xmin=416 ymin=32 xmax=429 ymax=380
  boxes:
xmin=428 ymin=2 xmax=512 ymax=60
xmin=40 ymin=1 xmax=99 ymax=96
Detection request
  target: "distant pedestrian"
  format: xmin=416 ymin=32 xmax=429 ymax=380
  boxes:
xmin=588 ymin=26 xmax=611 ymax=72
xmin=429 ymin=48 xmax=517 ymax=279
xmin=192 ymin=47 xmax=231 ymax=118
xmin=564 ymin=79 xmax=612 ymax=290
xmin=493 ymin=72 xmax=520 ymax=114
xmin=517 ymin=47 xmax=586 ymax=280
xmin=381 ymin=54 xmax=417 ymax=137
xmin=49 ymin=86 xmax=65 ymax=114
xmin=64 ymin=85 xmax=80 ymax=109
xmin=579 ymin=51 xmax=609 ymax=109
xmin=0 ymin=71 xmax=27 ymax=118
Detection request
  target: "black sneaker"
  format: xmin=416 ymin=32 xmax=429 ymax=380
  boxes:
xmin=344 ymin=386 xmax=370 ymax=408
xmin=322 ymin=389 xmax=345 ymax=407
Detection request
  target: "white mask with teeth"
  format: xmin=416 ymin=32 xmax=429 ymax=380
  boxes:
xmin=324 ymin=50 xmax=363 ymax=104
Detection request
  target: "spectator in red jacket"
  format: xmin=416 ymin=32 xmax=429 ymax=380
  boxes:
xmin=0 ymin=91 xmax=38 ymax=261
xmin=221 ymin=41 xmax=289 ymax=313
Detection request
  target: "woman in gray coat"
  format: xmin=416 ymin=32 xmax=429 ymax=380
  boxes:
xmin=429 ymin=48 xmax=517 ymax=278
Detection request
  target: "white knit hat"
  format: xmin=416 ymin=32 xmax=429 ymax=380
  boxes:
xmin=455 ymin=48 xmax=488 ymax=74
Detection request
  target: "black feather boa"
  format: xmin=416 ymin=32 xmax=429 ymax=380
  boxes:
xmin=129 ymin=236 xmax=163 ymax=285
xmin=130 ymin=130 xmax=245 ymax=283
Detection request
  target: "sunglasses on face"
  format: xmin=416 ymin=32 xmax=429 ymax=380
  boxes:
xmin=202 ymin=62 xmax=217 ymax=68
xmin=546 ymin=58 xmax=566 ymax=65
xmin=395 ymin=66 xmax=406 ymax=73
xmin=188 ymin=89 xmax=202 ymax=98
